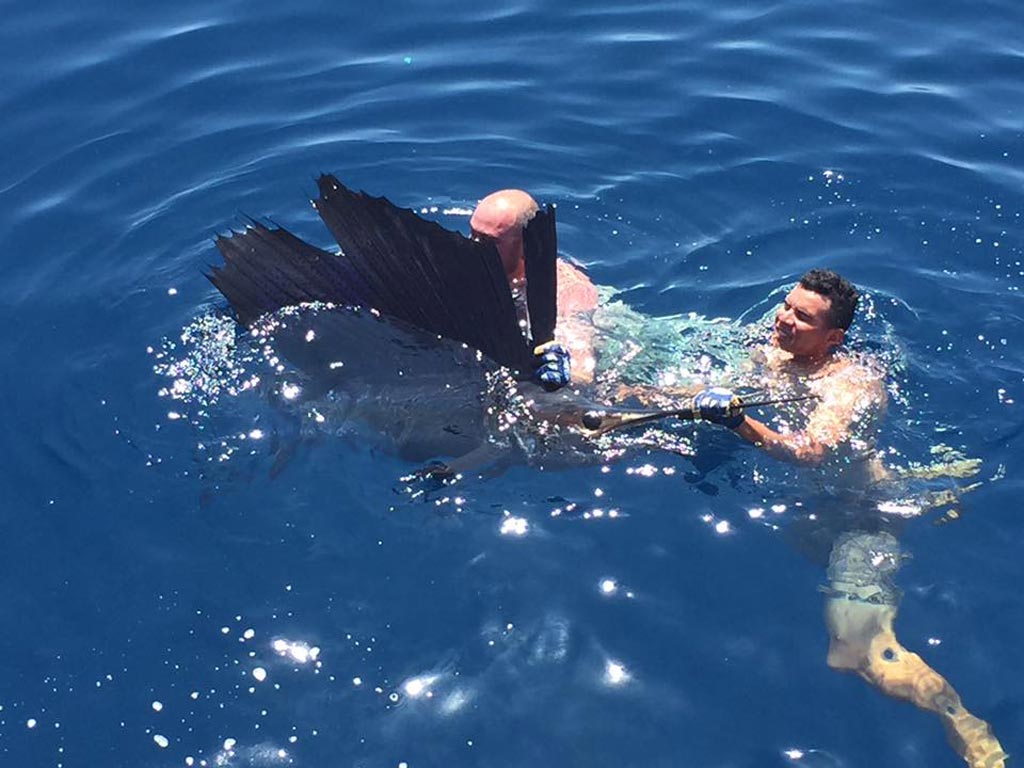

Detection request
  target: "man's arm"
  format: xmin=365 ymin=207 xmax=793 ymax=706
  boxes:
xmin=733 ymin=414 xmax=832 ymax=464
xmin=554 ymin=260 xmax=599 ymax=385
xmin=735 ymin=375 xmax=882 ymax=464
xmin=706 ymin=364 xmax=885 ymax=466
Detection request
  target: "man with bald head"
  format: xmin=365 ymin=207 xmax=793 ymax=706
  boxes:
xmin=470 ymin=189 xmax=599 ymax=387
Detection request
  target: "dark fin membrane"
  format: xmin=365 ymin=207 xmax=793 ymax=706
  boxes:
xmin=312 ymin=174 xmax=534 ymax=375
xmin=209 ymin=175 xmax=559 ymax=379
xmin=523 ymin=204 xmax=557 ymax=347
xmin=208 ymin=222 xmax=372 ymax=327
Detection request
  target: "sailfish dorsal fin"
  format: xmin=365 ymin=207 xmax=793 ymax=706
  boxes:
xmin=209 ymin=175 xmax=558 ymax=379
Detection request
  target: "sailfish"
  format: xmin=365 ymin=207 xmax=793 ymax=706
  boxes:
xmin=207 ymin=175 xmax=697 ymax=474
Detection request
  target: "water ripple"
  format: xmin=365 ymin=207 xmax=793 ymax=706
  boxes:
xmin=3 ymin=1 xmax=1024 ymax=765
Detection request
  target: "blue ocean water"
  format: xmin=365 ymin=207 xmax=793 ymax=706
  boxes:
xmin=2 ymin=0 xmax=1022 ymax=765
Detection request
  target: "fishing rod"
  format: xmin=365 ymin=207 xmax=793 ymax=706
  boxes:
xmin=580 ymin=393 xmax=821 ymax=435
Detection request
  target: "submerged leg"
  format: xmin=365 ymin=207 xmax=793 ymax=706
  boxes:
xmin=823 ymin=532 xmax=1006 ymax=768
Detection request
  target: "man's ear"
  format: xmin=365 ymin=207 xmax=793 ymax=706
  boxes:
xmin=827 ymin=327 xmax=846 ymax=350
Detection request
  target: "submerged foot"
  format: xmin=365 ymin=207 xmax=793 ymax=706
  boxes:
xmin=942 ymin=709 xmax=1007 ymax=768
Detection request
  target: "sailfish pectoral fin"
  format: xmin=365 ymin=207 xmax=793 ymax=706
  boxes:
xmin=400 ymin=443 xmax=509 ymax=496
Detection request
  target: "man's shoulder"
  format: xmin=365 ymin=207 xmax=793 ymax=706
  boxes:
xmin=556 ymin=258 xmax=590 ymax=282
xmin=556 ymin=259 xmax=599 ymax=313
xmin=813 ymin=352 xmax=887 ymax=401
xmin=833 ymin=351 xmax=885 ymax=381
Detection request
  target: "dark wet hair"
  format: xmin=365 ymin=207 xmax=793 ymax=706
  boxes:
xmin=798 ymin=269 xmax=858 ymax=330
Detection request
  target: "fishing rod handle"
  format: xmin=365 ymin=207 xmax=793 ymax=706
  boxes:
xmin=681 ymin=393 xmax=744 ymax=421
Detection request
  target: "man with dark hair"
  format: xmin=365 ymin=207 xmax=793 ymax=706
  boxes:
xmin=693 ymin=268 xmax=880 ymax=466
xmin=691 ymin=268 xmax=1006 ymax=765
xmin=798 ymin=267 xmax=859 ymax=330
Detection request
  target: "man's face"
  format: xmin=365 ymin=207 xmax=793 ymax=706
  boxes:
xmin=773 ymin=285 xmax=845 ymax=359
xmin=470 ymin=190 xmax=535 ymax=283
xmin=470 ymin=227 xmax=525 ymax=281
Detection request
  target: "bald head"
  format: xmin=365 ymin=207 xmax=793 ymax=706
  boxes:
xmin=470 ymin=189 xmax=539 ymax=281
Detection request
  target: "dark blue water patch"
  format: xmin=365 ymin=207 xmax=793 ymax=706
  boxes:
xmin=3 ymin=0 xmax=1024 ymax=764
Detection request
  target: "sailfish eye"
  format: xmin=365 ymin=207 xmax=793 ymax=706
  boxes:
xmin=582 ymin=410 xmax=605 ymax=430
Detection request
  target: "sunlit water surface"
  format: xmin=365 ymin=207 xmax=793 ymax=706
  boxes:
xmin=2 ymin=0 xmax=1023 ymax=766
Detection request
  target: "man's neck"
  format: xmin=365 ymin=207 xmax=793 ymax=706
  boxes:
xmin=770 ymin=346 xmax=839 ymax=378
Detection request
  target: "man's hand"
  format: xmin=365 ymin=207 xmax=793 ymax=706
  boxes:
xmin=693 ymin=387 xmax=745 ymax=428
xmin=533 ymin=341 xmax=571 ymax=391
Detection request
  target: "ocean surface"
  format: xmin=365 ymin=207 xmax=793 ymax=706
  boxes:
xmin=2 ymin=0 xmax=1023 ymax=766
